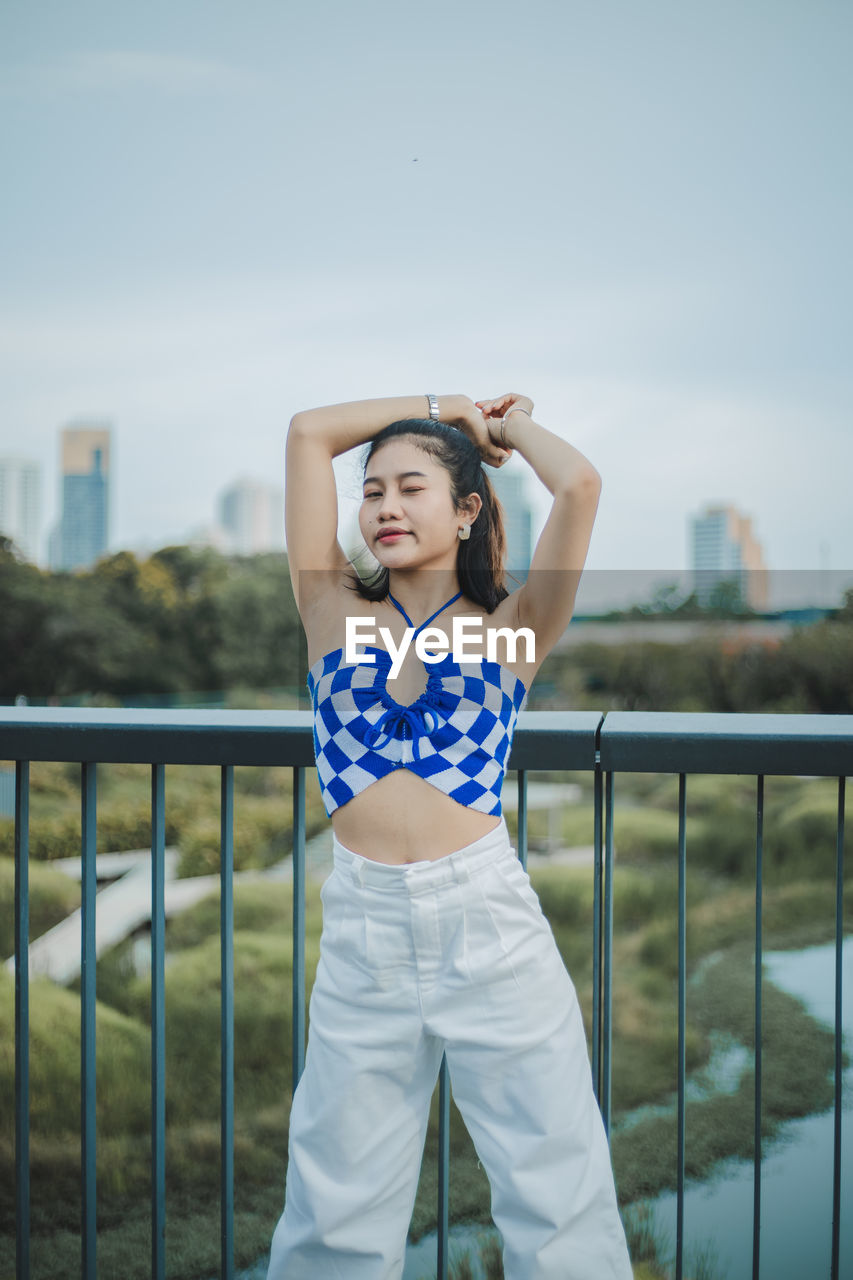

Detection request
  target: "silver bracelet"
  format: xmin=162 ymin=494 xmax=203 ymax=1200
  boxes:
xmin=500 ymin=406 xmax=530 ymax=448
xmin=426 ymin=393 xmax=441 ymax=420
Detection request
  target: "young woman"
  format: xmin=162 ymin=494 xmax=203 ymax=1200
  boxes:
xmin=267 ymin=393 xmax=632 ymax=1280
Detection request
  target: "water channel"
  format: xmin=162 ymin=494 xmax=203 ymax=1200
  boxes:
xmin=646 ymin=938 xmax=852 ymax=1280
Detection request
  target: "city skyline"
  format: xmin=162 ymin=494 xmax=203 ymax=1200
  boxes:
xmin=2 ymin=3 xmax=851 ymax=584
xmin=3 ymin=419 xmax=852 ymax=612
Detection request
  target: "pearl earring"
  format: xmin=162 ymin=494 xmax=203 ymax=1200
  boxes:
xmin=457 ymin=525 xmax=471 ymax=541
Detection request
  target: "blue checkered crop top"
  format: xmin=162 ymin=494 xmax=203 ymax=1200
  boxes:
xmin=306 ymin=590 xmax=529 ymax=818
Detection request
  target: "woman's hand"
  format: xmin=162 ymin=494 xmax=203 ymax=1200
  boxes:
xmin=444 ymin=396 xmax=514 ymax=469
xmin=475 ymin=393 xmax=535 ymax=454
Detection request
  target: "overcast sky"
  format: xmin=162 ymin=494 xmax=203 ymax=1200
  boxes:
xmin=2 ymin=0 xmax=851 ymax=604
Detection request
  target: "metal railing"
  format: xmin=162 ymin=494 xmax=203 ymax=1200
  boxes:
xmin=2 ymin=707 xmax=851 ymax=1280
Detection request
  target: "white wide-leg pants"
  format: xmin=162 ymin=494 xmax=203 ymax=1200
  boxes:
xmin=266 ymin=814 xmax=632 ymax=1280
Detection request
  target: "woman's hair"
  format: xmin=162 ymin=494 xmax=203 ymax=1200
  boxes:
xmin=344 ymin=418 xmax=518 ymax=613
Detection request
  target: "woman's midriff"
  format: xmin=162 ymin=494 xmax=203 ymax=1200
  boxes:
xmin=331 ymin=769 xmax=502 ymax=864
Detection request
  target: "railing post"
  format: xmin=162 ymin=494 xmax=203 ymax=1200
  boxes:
xmin=753 ymin=774 xmax=764 ymax=1280
xmin=831 ymin=774 xmax=845 ymax=1280
xmin=592 ymin=759 xmax=603 ymax=1104
xmin=291 ymin=766 xmax=306 ymax=1091
xmin=517 ymin=767 xmax=528 ymax=871
xmin=676 ymin=773 xmax=687 ymax=1280
xmin=14 ymin=761 xmax=30 ymax=1280
xmin=437 ymin=1055 xmax=450 ymax=1280
xmin=601 ymin=771 xmax=614 ymax=1133
xmin=220 ymin=765 xmax=235 ymax=1280
xmin=151 ymin=763 xmax=167 ymax=1280
xmin=81 ymin=761 xmax=97 ymax=1280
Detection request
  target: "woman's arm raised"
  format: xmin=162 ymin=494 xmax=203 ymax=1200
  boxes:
xmin=285 ymin=394 xmax=468 ymax=618
xmin=478 ymin=393 xmax=602 ymax=659
xmin=289 ymin=394 xmax=466 ymax=457
xmin=477 ymin=393 xmax=601 ymax=499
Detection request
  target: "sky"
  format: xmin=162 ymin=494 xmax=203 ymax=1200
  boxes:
xmin=1 ymin=0 xmax=852 ymax=606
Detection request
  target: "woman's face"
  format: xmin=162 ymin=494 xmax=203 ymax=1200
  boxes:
xmin=359 ymin=438 xmax=470 ymax=567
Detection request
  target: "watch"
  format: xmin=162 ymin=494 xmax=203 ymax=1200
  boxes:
xmin=426 ymin=394 xmax=441 ymax=420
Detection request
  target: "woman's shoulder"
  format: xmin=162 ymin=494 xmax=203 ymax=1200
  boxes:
xmin=483 ymin=587 xmax=523 ymax=629
xmin=477 ymin=588 xmax=543 ymax=687
xmin=303 ymin=575 xmax=384 ymax=665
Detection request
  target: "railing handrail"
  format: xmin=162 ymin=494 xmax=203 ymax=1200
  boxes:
xmin=600 ymin=710 xmax=853 ymax=774
xmin=2 ymin=707 xmax=852 ymax=772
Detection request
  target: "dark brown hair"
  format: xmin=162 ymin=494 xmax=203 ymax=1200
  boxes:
xmin=344 ymin=418 xmax=518 ymax=613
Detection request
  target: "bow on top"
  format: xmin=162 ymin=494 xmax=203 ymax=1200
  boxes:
xmin=367 ymin=703 xmax=436 ymax=762
xmin=350 ymin=647 xmax=460 ymax=763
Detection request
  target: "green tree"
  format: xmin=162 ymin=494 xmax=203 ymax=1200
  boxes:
xmin=210 ymin=554 xmax=303 ymax=688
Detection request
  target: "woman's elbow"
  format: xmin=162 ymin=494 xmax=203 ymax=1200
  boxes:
xmin=563 ymin=463 xmax=601 ymax=499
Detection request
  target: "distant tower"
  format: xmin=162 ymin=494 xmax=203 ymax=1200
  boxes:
xmin=490 ymin=467 xmax=534 ymax=585
xmin=0 ymin=457 xmax=41 ymax=562
xmin=218 ymin=478 xmax=285 ymax=555
xmin=50 ymin=424 xmax=111 ymax=571
xmin=690 ymin=504 xmax=768 ymax=609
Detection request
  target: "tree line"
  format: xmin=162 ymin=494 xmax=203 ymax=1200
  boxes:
xmin=0 ymin=538 xmax=305 ymax=701
xmin=1 ymin=537 xmax=851 ymax=710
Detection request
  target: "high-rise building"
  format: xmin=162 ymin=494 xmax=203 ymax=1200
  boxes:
xmin=0 ymin=457 xmax=41 ymax=562
xmin=690 ymin=504 xmax=768 ymax=609
xmin=218 ymin=477 xmax=285 ymax=555
xmin=50 ymin=424 xmax=111 ymax=571
xmin=490 ymin=467 xmax=534 ymax=585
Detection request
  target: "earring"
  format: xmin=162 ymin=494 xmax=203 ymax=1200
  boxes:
xmin=457 ymin=525 xmax=471 ymax=541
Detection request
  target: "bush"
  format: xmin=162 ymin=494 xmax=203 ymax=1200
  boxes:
xmin=0 ymin=973 xmax=150 ymax=1143
xmin=0 ymin=859 xmax=81 ymax=958
xmin=177 ymin=797 xmax=295 ymax=877
xmin=163 ymin=879 xmax=324 ymax=953
xmin=118 ymin=929 xmax=318 ymax=1119
xmin=0 ymin=805 xmax=177 ymax=863
xmin=610 ymin=807 xmax=680 ymax=862
xmin=765 ymin=789 xmax=843 ymax=880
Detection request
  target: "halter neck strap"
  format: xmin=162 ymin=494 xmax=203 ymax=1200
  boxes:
xmin=387 ymin=590 xmax=462 ymax=635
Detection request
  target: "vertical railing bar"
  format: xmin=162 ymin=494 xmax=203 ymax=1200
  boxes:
xmin=517 ymin=768 xmax=528 ymax=871
xmin=753 ymin=774 xmax=764 ymax=1280
xmin=81 ymin=761 xmax=97 ymax=1280
xmin=831 ymin=774 xmax=845 ymax=1280
xmin=602 ymin=771 xmax=614 ymax=1133
xmin=14 ymin=761 xmax=31 ymax=1280
xmin=220 ymin=765 xmax=235 ymax=1280
xmin=437 ymin=1055 xmax=450 ymax=1280
xmin=592 ymin=762 xmax=603 ymax=1103
xmin=676 ymin=773 xmax=687 ymax=1280
xmin=151 ymin=764 xmax=167 ymax=1280
xmin=291 ymin=766 xmax=306 ymax=1091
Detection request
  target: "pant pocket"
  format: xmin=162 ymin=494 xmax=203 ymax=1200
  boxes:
xmin=469 ymin=858 xmax=573 ymax=1005
xmin=362 ymin=906 xmax=412 ymax=984
xmin=319 ymin=869 xmax=359 ymax=953
xmin=493 ymin=853 xmax=548 ymax=921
